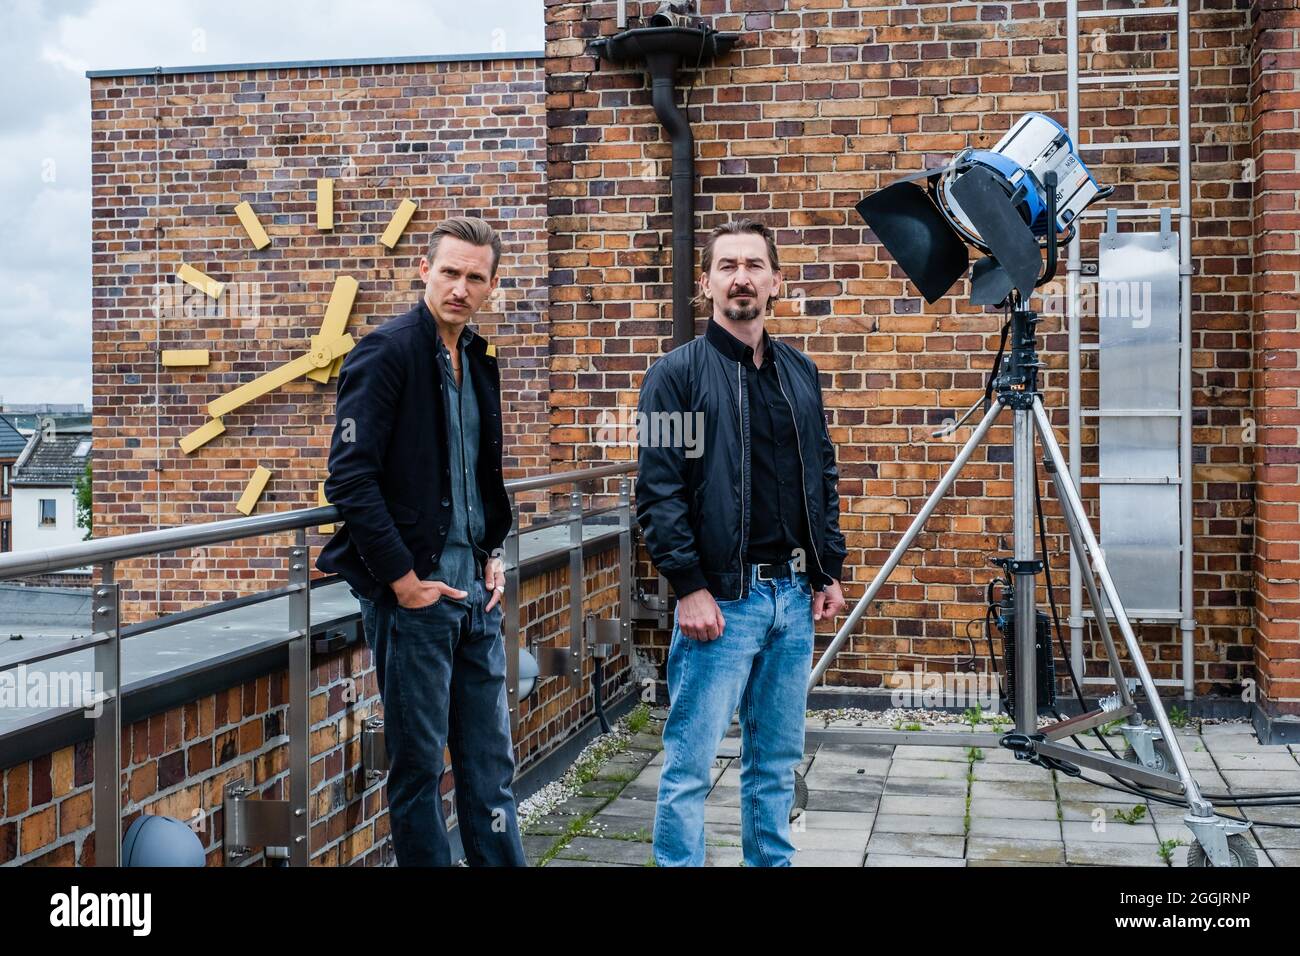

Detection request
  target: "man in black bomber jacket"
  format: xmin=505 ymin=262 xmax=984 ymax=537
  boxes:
xmin=637 ymin=219 xmax=848 ymax=867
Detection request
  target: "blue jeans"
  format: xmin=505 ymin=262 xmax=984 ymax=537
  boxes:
xmin=653 ymin=563 xmax=815 ymax=867
xmin=357 ymin=579 xmax=526 ymax=867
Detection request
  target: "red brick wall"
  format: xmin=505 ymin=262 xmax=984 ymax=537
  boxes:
xmin=0 ymin=549 xmax=628 ymax=866
xmin=546 ymin=0 xmax=1258 ymax=697
xmin=90 ymin=56 xmax=548 ymax=623
xmin=1249 ymin=0 xmax=1300 ymax=717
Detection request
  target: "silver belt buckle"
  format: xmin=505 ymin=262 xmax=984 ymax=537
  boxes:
xmin=756 ymin=563 xmax=772 ymax=582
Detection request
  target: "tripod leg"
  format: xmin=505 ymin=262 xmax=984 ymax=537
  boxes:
xmin=1031 ymin=397 xmax=1212 ymax=817
xmin=807 ymin=401 xmax=1005 ymax=691
xmin=1043 ymin=457 xmax=1138 ymax=715
xmin=1013 ymin=407 xmax=1038 ymax=735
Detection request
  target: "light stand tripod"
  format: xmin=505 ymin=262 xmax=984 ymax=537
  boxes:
xmin=801 ymin=263 xmax=1252 ymax=868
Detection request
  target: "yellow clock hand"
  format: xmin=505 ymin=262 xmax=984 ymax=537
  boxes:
xmin=207 ymin=334 xmax=355 ymax=419
xmin=305 ymin=275 xmax=358 ymax=384
xmin=180 ymin=335 xmax=355 ymax=454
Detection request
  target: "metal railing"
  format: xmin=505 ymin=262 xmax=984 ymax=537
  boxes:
xmin=0 ymin=462 xmax=637 ymax=867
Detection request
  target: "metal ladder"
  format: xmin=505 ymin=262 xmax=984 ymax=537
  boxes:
xmin=1065 ymin=0 xmax=1195 ymax=700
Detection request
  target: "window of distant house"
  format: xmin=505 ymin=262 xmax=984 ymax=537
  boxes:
xmin=39 ymin=499 xmax=56 ymax=528
xmin=1 ymin=520 xmax=8 ymax=552
xmin=1 ymin=463 xmax=8 ymax=497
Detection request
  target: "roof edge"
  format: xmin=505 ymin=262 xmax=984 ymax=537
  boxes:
xmin=86 ymin=50 xmax=545 ymax=80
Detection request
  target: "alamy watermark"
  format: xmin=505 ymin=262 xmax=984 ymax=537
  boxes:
xmin=151 ymin=280 xmax=263 ymax=326
xmin=0 ymin=666 xmax=104 ymax=717
xmin=595 ymin=408 xmax=705 ymax=458
xmin=886 ymin=665 xmax=1000 ymax=710
xmin=1037 ymin=279 xmax=1154 ymax=329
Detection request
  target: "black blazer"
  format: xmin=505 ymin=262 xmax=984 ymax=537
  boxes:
xmin=318 ymin=299 xmax=512 ymax=605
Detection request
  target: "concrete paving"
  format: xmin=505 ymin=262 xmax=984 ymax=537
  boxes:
xmin=523 ymin=711 xmax=1300 ymax=867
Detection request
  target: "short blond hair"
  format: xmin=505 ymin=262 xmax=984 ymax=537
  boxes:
xmin=427 ymin=216 xmax=502 ymax=276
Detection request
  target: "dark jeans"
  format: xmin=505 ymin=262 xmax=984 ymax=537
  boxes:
xmin=357 ymin=579 xmax=526 ymax=867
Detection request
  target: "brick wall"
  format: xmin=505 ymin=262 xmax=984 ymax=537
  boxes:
xmin=90 ymin=55 xmax=549 ymax=624
xmin=546 ymin=0 xmax=1259 ymax=699
xmin=1249 ymin=0 xmax=1300 ymax=718
xmin=0 ymin=549 xmax=628 ymax=866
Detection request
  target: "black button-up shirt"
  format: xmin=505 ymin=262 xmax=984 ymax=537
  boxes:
xmin=704 ymin=318 xmax=814 ymax=568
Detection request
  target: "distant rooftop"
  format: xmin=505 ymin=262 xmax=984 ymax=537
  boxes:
xmin=0 ymin=584 xmax=93 ymax=639
xmin=0 ymin=416 xmax=25 ymax=459
xmin=11 ymin=428 xmax=92 ymax=487
xmin=86 ymin=50 xmax=545 ymax=80
xmin=0 ymin=404 xmax=87 ymax=414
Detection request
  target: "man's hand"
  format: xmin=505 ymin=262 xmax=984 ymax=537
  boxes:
xmin=813 ymin=579 xmax=845 ymax=623
xmin=677 ymin=588 xmax=726 ymax=642
xmin=483 ymin=556 xmax=506 ymax=612
xmin=390 ymin=570 xmax=467 ymax=609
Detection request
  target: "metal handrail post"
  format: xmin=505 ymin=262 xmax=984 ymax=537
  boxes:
xmin=617 ymin=478 xmax=633 ymax=655
xmin=504 ymin=492 xmax=521 ymax=739
xmin=287 ymin=529 xmax=310 ymax=865
xmin=92 ymin=561 xmax=121 ymax=867
xmin=567 ymin=490 xmax=585 ymax=693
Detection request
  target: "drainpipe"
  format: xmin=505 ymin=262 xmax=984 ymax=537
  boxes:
xmin=590 ymin=23 xmax=739 ymax=348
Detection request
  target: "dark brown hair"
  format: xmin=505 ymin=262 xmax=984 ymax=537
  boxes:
xmin=696 ymin=219 xmax=782 ymax=311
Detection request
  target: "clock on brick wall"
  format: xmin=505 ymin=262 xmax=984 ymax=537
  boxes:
xmin=165 ymin=183 xmax=422 ymax=523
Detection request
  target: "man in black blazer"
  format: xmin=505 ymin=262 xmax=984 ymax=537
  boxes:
xmin=319 ymin=216 xmax=525 ymax=867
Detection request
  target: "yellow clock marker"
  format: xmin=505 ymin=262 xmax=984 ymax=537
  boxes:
xmin=161 ymin=349 xmax=210 ymax=368
xmin=179 ymin=417 xmax=226 ymax=454
xmin=380 ymin=198 xmax=417 ymax=250
xmin=233 ymin=201 xmax=271 ymax=250
xmin=317 ymin=178 xmax=334 ymax=231
xmin=207 ymin=334 xmax=355 ymax=419
xmin=305 ymin=276 xmax=358 ymax=383
xmin=236 ymin=466 xmax=272 ymax=516
xmin=177 ymin=264 xmax=224 ymax=299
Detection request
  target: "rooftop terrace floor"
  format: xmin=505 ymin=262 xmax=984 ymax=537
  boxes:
xmin=522 ymin=712 xmax=1300 ymax=867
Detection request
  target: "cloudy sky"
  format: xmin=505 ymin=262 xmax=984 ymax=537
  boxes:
xmin=0 ymin=0 xmax=543 ymax=407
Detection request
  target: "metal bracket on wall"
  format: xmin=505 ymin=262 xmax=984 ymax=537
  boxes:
xmin=585 ymin=615 xmax=626 ymax=658
xmin=362 ymin=715 xmax=388 ymax=782
xmin=631 ymin=573 xmax=673 ymax=629
xmin=223 ymin=778 xmax=296 ymax=865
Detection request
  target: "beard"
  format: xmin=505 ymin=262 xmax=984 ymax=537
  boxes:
xmin=722 ymin=301 xmax=761 ymax=322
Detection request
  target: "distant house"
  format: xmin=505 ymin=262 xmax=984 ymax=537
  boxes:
xmin=0 ymin=415 xmax=27 ymax=553
xmin=10 ymin=425 xmax=92 ymax=569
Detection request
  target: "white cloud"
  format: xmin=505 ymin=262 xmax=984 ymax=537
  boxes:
xmin=0 ymin=0 xmax=543 ymax=406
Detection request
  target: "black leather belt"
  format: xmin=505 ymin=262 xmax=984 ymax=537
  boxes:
xmin=753 ymin=561 xmax=793 ymax=581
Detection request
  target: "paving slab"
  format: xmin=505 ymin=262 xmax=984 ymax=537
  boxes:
xmin=968 ymin=816 xmax=1062 ymax=841
xmin=871 ymin=813 xmax=966 ymax=836
xmin=556 ymin=836 xmax=656 ymax=866
xmin=968 ymin=797 xmax=1060 ymax=821
xmin=1213 ymin=751 xmax=1300 ymax=772
xmin=795 ymin=809 xmax=878 ymax=831
xmin=882 ymin=775 xmax=969 ymax=797
xmin=1064 ymin=840 xmax=1168 ymax=867
xmin=890 ymin=745 xmax=971 ymax=762
xmin=970 ymin=779 xmax=1056 ymax=802
xmin=790 ymin=848 xmax=866 ymax=867
xmin=1061 ymin=820 xmax=1159 ymax=845
xmin=966 ymin=836 xmax=1065 ymax=864
xmin=791 ymin=826 xmax=873 ymax=853
xmin=866 ymin=853 xmax=965 ymax=867
xmin=543 ymin=858 xmax=635 ymax=867
xmin=866 ymin=831 xmax=966 ymax=859
xmin=878 ymin=794 xmax=967 ymax=817
xmin=889 ymin=758 xmax=970 ymax=780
